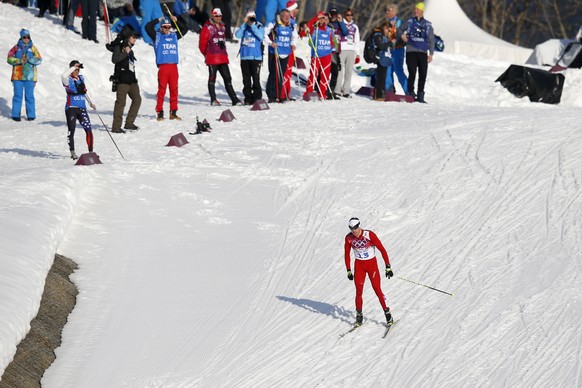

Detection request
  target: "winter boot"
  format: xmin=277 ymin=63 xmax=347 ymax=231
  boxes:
xmin=355 ymin=310 xmax=363 ymax=326
xmin=416 ymin=92 xmax=427 ymax=103
xmin=70 ymin=150 xmax=78 ymax=160
xmin=157 ymin=110 xmax=165 ymax=121
xmin=384 ymin=307 xmax=393 ymax=325
xmin=170 ymin=110 xmax=182 ymax=120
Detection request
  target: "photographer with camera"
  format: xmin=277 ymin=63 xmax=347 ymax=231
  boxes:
xmin=234 ymin=10 xmax=264 ymax=105
xmin=109 ymin=29 xmax=142 ymax=133
xmin=61 ymin=60 xmax=95 ymax=160
xmin=199 ymin=8 xmax=242 ymax=106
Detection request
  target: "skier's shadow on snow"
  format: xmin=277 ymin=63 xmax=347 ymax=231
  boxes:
xmin=276 ymin=296 xmax=353 ymax=324
xmin=0 ymin=148 xmax=63 ymax=159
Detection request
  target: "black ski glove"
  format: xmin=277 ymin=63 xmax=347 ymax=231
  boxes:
xmin=347 ymin=270 xmax=354 ymax=281
xmin=385 ymin=265 xmax=393 ymax=279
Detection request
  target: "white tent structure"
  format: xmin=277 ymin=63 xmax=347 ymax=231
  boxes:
xmin=424 ymin=0 xmax=532 ymax=63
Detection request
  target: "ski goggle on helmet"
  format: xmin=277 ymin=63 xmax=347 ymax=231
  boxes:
xmin=348 ymin=217 xmax=360 ymax=230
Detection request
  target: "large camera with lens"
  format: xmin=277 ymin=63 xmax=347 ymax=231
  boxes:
xmin=248 ymin=16 xmax=256 ymax=23
xmin=109 ymin=75 xmax=120 ymax=92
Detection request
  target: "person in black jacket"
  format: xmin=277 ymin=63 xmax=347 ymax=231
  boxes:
xmin=110 ymin=28 xmax=142 ymax=133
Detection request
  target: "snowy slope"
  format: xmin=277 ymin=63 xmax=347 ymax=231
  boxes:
xmin=1 ymin=4 xmax=582 ymax=387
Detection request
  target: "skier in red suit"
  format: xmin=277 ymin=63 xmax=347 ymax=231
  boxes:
xmin=344 ymin=217 xmax=394 ymax=326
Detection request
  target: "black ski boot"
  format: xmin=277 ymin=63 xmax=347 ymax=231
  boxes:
xmin=384 ymin=307 xmax=393 ymax=325
xmin=355 ymin=310 xmax=363 ymax=326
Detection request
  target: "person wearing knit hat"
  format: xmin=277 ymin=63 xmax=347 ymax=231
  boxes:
xmin=400 ymin=1 xmax=434 ymax=103
xmin=264 ymin=8 xmax=299 ymax=102
xmin=145 ymin=15 xmax=189 ymax=120
xmin=285 ymin=0 xmax=297 ymax=12
xmin=234 ymin=9 xmax=265 ymax=105
xmin=199 ymin=6 xmax=243 ymax=106
xmin=303 ymin=11 xmax=335 ymax=100
xmin=344 ymin=218 xmax=394 ymax=327
xmin=7 ymin=29 xmax=43 ymax=121
xmin=279 ymin=0 xmax=299 ymax=101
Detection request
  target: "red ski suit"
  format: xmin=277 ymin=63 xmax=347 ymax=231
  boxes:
xmin=344 ymin=229 xmax=390 ymax=311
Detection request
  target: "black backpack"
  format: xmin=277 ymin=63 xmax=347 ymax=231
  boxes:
xmin=363 ymin=30 xmax=381 ymax=64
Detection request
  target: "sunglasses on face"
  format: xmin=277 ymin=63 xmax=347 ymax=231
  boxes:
xmin=345 ymin=14 xmax=353 ymax=16
xmin=22 ymin=36 xmax=31 ymax=39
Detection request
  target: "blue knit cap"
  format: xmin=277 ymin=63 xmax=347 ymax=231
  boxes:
xmin=20 ymin=29 xmax=30 ymax=38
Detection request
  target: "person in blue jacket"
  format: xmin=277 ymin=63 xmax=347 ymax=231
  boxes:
xmin=372 ymin=22 xmax=393 ymax=101
xmin=385 ymin=3 xmax=408 ymax=93
xmin=399 ymin=2 xmax=434 ymax=103
xmin=234 ymin=10 xmax=264 ymax=105
xmin=61 ymin=60 xmax=95 ymax=160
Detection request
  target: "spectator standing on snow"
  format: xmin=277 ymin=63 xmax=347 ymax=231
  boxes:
xmin=334 ymin=8 xmax=359 ymax=98
xmin=234 ymin=10 xmax=264 ymax=105
xmin=110 ymin=28 xmax=142 ymax=133
xmin=7 ymin=29 xmax=42 ymax=122
xmin=373 ymin=22 xmax=393 ymax=101
xmin=280 ymin=0 xmax=299 ymax=101
xmin=327 ymin=7 xmax=348 ymax=99
xmin=385 ymin=3 xmax=407 ymax=93
xmin=61 ymin=60 xmax=95 ymax=160
xmin=199 ymin=8 xmax=242 ymax=106
xmin=399 ymin=2 xmax=434 ymax=103
xmin=264 ymin=8 xmax=298 ymax=103
xmin=344 ymin=217 xmax=394 ymax=327
xmin=303 ymin=12 xmax=335 ymax=100
xmin=146 ymin=15 xmax=188 ymax=121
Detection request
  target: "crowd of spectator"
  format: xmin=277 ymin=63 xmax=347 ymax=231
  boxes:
xmin=5 ymin=0 xmax=436 ymax=155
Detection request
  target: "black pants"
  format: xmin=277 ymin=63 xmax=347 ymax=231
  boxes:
xmin=38 ymin=0 xmax=57 ymax=15
xmin=240 ymin=60 xmax=262 ymax=104
xmin=374 ymin=64 xmax=388 ymax=100
xmin=208 ymin=64 xmax=239 ymax=104
xmin=329 ymin=52 xmax=340 ymax=95
xmin=406 ymin=51 xmax=428 ymax=95
xmin=266 ymin=53 xmax=289 ymax=101
xmin=66 ymin=107 xmax=93 ymax=152
xmin=80 ymin=0 xmax=99 ymax=40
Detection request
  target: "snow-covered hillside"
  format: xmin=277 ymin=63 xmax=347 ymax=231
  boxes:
xmin=1 ymin=4 xmax=581 ymax=387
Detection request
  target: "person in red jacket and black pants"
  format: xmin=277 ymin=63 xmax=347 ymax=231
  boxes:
xmin=344 ymin=217 xmax=394 ymax=327
xmin=199 ymin=8 xmax=242 ymax=106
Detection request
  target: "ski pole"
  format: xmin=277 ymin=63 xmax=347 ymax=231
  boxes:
xmin=396 ymin=276 xmax=454 ymax=297
xmin=163 ymin=4 xmax=184 ymax=38
xmin=307 ymin=30 xmax=332 ymax=99
xmin=86 ymin=94 xmax=125 ymax=160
